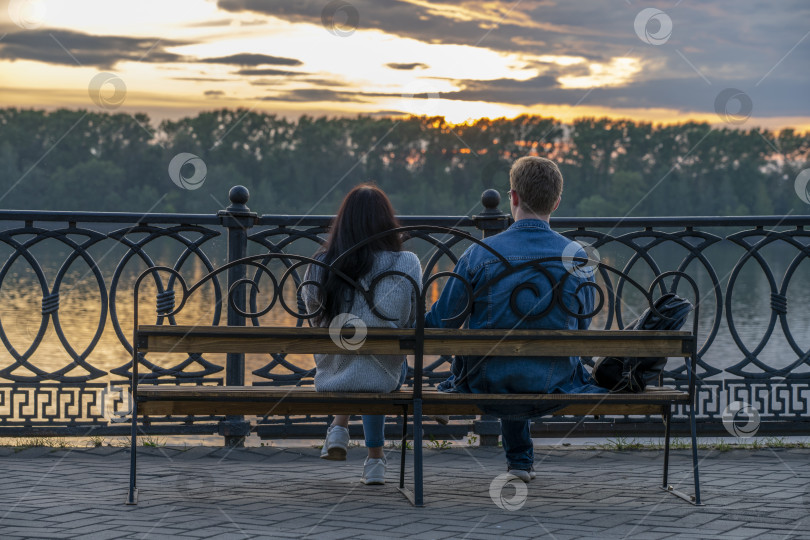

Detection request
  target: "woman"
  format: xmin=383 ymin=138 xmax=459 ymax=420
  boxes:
xmin=302 ymin=184 xmax=421 ymax=485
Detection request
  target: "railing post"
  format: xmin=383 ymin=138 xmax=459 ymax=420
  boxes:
xmin=217 ymin=185 xmax=258 ymax=447
xmin=472 ymin=189 xmax=510 ymax=447
xmin=472 ymin=189 xmax=511 ymax=237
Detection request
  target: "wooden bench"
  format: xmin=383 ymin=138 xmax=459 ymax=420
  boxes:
xmin=127 ymin=326 xmax=701 ymax=507
xmin=124 ymin=225 xmax=703 ymax=507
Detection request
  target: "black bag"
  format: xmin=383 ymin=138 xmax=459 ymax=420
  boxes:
xmin=592 ymin=293 xmax=693 ymax=393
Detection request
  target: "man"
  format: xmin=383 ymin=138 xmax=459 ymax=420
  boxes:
xmin=425 ymin=156 xmax=606 ymax=482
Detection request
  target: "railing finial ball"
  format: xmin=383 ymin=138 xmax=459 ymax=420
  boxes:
xmin=229 ymin=185 xmax=250 ymax=206
xmin=481 ymin=188 xmax=501 ymax=211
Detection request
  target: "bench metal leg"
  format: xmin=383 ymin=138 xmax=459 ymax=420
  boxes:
xmin=689 ymin=402 xmax=702 ymax=505
xmin=661 ymin=402 xmax=703 ymax=506
xmin=397 ymin=406 xmax=418 ymax=505
xmin=126 ymin=402 xmax=138 ymax=505
xmin=397 ymin=403 xmax=423 ymax=507
xmin=399 ymin=406 xmax=407 ymax=489
xmin=662 ymin=405 xmax=671 ymax=488
xmin=413 ymin=398 xmax=424 ymax=507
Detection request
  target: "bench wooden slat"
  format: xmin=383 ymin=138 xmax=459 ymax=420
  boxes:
xmin=136 ymin=386 xmax=689 ymax=417
xmin=138 ymin=401 xmax=669 ymax=417
xmin=137 ymin=385 xmax=688 ymax=402
xmin=137 ymin=326 xmax=692 ymax=357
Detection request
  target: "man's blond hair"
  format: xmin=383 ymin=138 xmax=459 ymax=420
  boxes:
xmin=509 ymin=156 xmax=563 ymax=215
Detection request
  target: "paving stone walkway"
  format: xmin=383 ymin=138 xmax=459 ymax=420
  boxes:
xmin=0 ymin=444 xmax=808 ymax=539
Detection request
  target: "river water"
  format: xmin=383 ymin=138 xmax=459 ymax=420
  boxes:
xmin=1 ymin=238 xmax=808 ymax=384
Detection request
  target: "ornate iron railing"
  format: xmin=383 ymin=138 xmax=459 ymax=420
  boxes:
xmin=0 ymin=186 xmax=808 ymax=441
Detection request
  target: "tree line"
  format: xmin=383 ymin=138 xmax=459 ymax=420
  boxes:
xmin=0 ymin=108 xmax=808 ymax=217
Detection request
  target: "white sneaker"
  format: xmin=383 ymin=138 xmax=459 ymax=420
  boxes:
xmin=362 ymin=457 xmax=387 ymax=485
xmin=320 ymin=425 xmax=349 ymax=461
xmin=506 ymin=466 xmax=532 ymax=483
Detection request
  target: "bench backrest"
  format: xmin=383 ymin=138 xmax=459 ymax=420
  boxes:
xmin=137 ymin=327 xmax=693 ymax=358
xmin=131 ymin=225 xmax=700 ymax=396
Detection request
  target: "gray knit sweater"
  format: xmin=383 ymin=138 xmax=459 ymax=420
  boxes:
xmin=302 ymin=251 xmax=422 ymax=392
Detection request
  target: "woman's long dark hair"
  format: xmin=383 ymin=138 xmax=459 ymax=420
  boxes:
xmin=313 ymin=184 xmax=402 ymax=324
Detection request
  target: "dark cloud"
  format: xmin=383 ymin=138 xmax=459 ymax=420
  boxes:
xmin=184 ymin=18 xmax=268 ymax=27
xmin=198 ymin=53 xmax=302 ymax=66
xmin=440 ymin=75 xmax=809 ymax=117
xmin=185 ymin=18 xmax=238 ymax=27
xmin=368 ymin=109 xmax=409 ymax=116
xmin=0 ymin=29 xmax=303 ymax=76
xmin=218 ymin=0 xmax=810 ymax=117
xmin=251 ymin=75 xmax=350 ymax=87
xmin=0 ymin=29 xmax=187 ymax=69
xmin=173 ymin=76 xmax=230 ymax=82
xmin=204 ymin=90 xmax=225 ymax=97
xmin=261 ymin=88 xmax=369 ymax=103
xmin=258 ymin=76 xmax=805 ymax=117
xmin=302 ymin=77 xmax=350 ymax=87
xmin=237 ymin=68 xmax=305 ymax=76
xmin=217 ymin=0 xmax=628 ymax=60
xmin=438 ymin=75 xmax=559 ymax=106
xmin=386 ymin=62 xmax=428 ymax=70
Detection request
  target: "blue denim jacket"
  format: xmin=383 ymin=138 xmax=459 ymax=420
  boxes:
xmin=424 ymin=219 xmax=606 ymax=417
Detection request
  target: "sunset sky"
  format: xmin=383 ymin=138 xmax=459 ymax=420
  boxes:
xmin=0 ymin=0 xmax=808 ymax=129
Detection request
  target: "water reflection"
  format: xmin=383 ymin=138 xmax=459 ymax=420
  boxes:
xmin=1 ymin=249 xmax=808 ymax=386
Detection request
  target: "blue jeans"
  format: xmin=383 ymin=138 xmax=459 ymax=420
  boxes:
xmin=501 ymin=419 xmax=533 ymax=470
xmin=362 ymin=362 xmax=408 ymax=448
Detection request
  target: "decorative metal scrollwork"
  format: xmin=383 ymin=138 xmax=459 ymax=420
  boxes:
xmin=0 ymin=201 xmax=808 ymax=434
